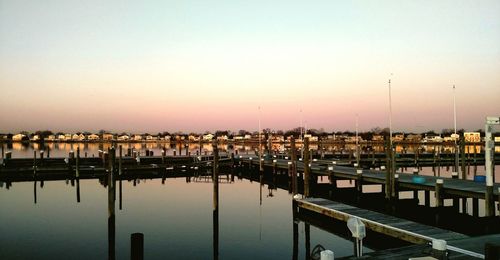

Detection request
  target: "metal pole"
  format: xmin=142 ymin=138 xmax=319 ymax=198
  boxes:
xmin=259 ymin=106 xmax=263 ymax=172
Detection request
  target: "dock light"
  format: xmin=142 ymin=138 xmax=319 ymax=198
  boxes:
xmin=308 ymin=163 xmax=311 ymax=167
xmin=354 ymin=163 xmax=358 ymax=167
xmin=261 ymin=158 xmax=264 ymax=161
xmin=288 ymin=162 xmax=292 ymax=165
xmin=249 ymin=157 xmax=253 ymax=160
xmin=436 ymin=179 xmax=444 ymax=184
xmin=347 ymin=217 xmax=366 ymax=257
xmin=239 ymin=155 xmax=242 ymax=158
xmin=328 ymin=166 xmax=333 ymax=171
xmin=395 ymin=174 xmax=399 ymax=178
xmin=313 ymin=159 xmax=317 ymax=162
xmin=285 ymin=156 xmax=289 ymax=160
xmin=273 ymin=159 xmax=277 ymax=163
xmin=197 ymin=156 xmax=201 ymax=160
xmin=273 ymin=155 xmax=277 ymax=158
xmin=381 ymin=166 xmax=386 ymax=170
xmin=299 ymin=158 xmax=303 ymax=161
xmin=332 ymin=161 xmax=337 ymax=165
xmin=451 ymin=171 xmax=458 ymax=177
xmin=412 ymin=168 xmax=419 ymax=173
xmin=356 ymin=169 xmax=363 ymax=174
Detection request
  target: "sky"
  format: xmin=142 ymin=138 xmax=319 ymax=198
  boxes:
xmin=0 ymin=0 xmax=499 ymax=134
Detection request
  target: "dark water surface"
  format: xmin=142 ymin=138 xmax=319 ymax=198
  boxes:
xmin=0 ymin=174 xmax=366 ymax=259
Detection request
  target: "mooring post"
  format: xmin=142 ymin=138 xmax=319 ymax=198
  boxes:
xmin=39 ymin=150 xmax=44 ymax=165
xmin=76 ymin=147 xmax=80 ymax=178
xmin=356 ymin=169 xmax=363 ymax=194
xmin=161 ymin=147 xmax=165 ymax=164
xmin=412 ymin=168 xmax=419 ymax=199
xmin=394 ymin=174 xmax=399 ymax=200
xmin=213 ymin=142 xmax=219 ymax=211
xmin=303 ymin=137 xmax=311 ymax=197
xmin=118 ymin=145 xmax=122 ymax=176
xmin=460 ymin=137 xmax=466 ymax=179
xmin=108 ymin=151 xmax=116 ymax=260
xmin=435 ymin=179 xmax=444 ymax=207
xmin=46 ymin=147 xmax=50 ymax=158
xmin=131 ymin=233 xmax=144 ymax=260
xmin=431 ymin=240 xmax=447 ymax=260
xmin=384 ymin=140 xmax=391 ymax=200
xmin=33 ymin=150 xmax=37 ymax=176
xmin=424 ymin=190 xmax=430 ymax=207
xmin=76 ymin=177 xmax=80 ymax=203
xmin=305 ymin=223 xmax=311 ymax=260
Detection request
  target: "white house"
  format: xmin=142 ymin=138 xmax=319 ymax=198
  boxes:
xmin=118 ymin=135 xmax=130 ymax=141
xmin=12 ymin=133 xmax=25 ymax=141
xmin=87 ymin=134 xmax=100 ymax=141
xmin=203 ymin=134 xmax=214 ymax=141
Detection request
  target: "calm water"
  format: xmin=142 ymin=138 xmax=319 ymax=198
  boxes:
xmin=0 ymin=173 xmax=369 ymax=259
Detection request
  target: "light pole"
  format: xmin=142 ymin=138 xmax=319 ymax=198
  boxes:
xmin=356 ymin=114 xmax=360 ymax=167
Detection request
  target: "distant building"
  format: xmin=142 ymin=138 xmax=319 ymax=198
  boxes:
xmin=464 ymin=132 xmax=480 ymax=143
xmin=217 ymin=135 xmax=228 ymax=141
xmin=117 ymin=134 xmax=130 ymax=141
xmin=304 ymin=134 xmax=319 ymax=142
xmin=393 ymin=134 xmax=404 ymax=142
xmin=406 ymin=134 xmax=422 ymax=142
xmin=203 ymin=134 xmax=214 ymax=141
xmin=87 ymin=134 xmax=100 ymax=141
xmin=145 ymin=135 xmax=155 ymax=141
xmin=132 ymin=134 xmax=142 ymax=141
xmin=423 ymin=134 xmax=443 ymax=143
xmin=372 ymin=135 xmax=384 ymax=141
xmin=46 ymin=135 xmax=56 ymax=141
xmin=72 ymin=133 xmax=85 ymax=141
xmin=58 ymin=134 xmax=66 ymax=141
xmin=12 ymin=134 xmax=25 ymax=141
xmin=31 ymin=135 xmax=41 ymax=141
xmin=102 ymin=133 xmax=114 ymax=141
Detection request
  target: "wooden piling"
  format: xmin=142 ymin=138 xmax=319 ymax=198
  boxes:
xmin=385 ymin=140 xmax=391 ymax=200
xmin=424 ymin=190 xmax=430 ymax=207
xmin=33 ymin=150 xmax=37 ymax=176
xmin=394 ymin=174 xmax=399 ymax=200
xmin=435 ymin=179 xmax=444 ymax=207
xmin=303 ymin=137 xmax=311 ymax=197
xmin=412 ymin=168 xmax=419 ymax=199
xmin=131 ymin=233 xmax=144 ymax=260
xmin=76 ymin=147 xmax=80 ymax=178
xmin=213 ymin=143 xmax=219 ymax=211
xmin=472 ymin=198 xmax=479 ymax=217
xmin=485 ymin=185 xmax=494 ymax=217
xmin=118 ymin=145 xmax=122 ymax=175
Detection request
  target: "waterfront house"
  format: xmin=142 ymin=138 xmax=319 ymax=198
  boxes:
xmin=304 ymin=134 xmax=319 ymax=142
xmin=102 ymin=133 xmax=114 ymax=141
xmin=423 ymin=134 xmax=443 ymax=143
xmin=31 ymin=135 xmax=41 ymax=141
xmin=244 ymin=134 xmax=252 ymax=140
xmin=217 ymin=135 xmax=228 ymax=141
xmin=64 ymin=134 xmax=72 ymax=140
xmin=406 ymin=134 xmax=422 ymax=142
xmin=72 ymin=133 xmax=85 ymax=141
xmin=203 ymin=134 xmax=214 ymax=141
xmin=393 ymin=134 xmax=405 ymax=142
xmin=188 ymin=135 xmax=200 ymax=142
xmin=12 ymin=134 xmax=25 ymax=141
xmin=464 ymin=132 xmax=480 ymax=143
xmin=132 ymin=134 xmax=142 ymax=141
xmin=87 ymin=134 xmax=100 ymax=141
xmin=46 ymin=135 xmax=56 ymax=141
xmin=117 ymin=134 xmax=130 ymax=141
xmin=57 ymin=134 xmax=66 ymax=141
xmin=145 ymin=135 xmax=155 ymax=141
xmin=372 ymin=135 xmax=384 ymax=141
xmin=233 ymin=135 xmax=244 ymax=141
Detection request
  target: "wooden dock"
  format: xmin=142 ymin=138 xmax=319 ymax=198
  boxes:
xmin=294 ymin=197 xmax=468 ymax=244
xmin=295 ymin=197 xmax=499 ymax=259
xmin=236 ymin=155 xmax=500 ymax=217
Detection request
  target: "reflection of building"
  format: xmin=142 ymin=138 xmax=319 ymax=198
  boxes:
xmin=464 ymin=132 xmax=480 ymax=143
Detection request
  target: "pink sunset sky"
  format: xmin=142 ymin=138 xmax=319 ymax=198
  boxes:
xmin=1 ymin=1 xmax=499 ymax=134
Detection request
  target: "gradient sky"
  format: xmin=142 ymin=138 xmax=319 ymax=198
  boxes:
xmin=1 ymin=0 xmax=499 ymax=133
